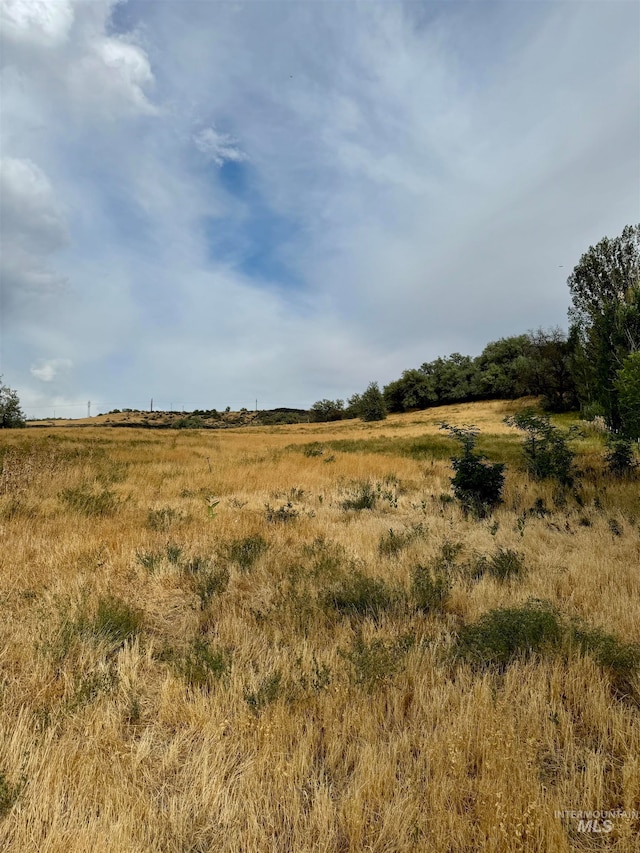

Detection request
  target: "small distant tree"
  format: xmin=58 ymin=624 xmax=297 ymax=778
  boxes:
xmin=358 ymin=382 xmax=387 ymax=422
xmin=0 ymin=378 xmax=26 ymax=428
xmin=505 ymin=409 xmax=575 ymax=486
xmin=440 ymin=423 xmax=505 ymax=517
xmin=309 ymin=399 xmax=344 ymax=423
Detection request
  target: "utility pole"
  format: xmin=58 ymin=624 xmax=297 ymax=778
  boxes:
xmin=150 ymin=398 xmax=153 ymax=412
xmin=87 ymin=401 xmax=91 ymax=418
xmin=255 ymin=398 xmax=258 ymax=412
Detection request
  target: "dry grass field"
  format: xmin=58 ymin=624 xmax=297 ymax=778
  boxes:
xmin=0 ymin=400 xmax=638 ymax=852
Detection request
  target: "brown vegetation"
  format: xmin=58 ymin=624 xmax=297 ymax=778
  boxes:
xmin=0 ymin=400 xmax=638 ymax=851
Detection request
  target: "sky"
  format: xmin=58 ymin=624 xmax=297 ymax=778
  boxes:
xmin=1 ymin=0 xmax=638 ymax=418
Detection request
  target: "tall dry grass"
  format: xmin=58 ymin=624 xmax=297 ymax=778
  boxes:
xmin=0 ymin=401 xmax=638 ymax=851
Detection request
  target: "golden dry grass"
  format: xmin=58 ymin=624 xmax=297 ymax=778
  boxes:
xmin=0 ymin=400 xmax=638 ymax=852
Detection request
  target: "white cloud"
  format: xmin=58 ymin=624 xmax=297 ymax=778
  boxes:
xmin=193 ymin=126 xmax=247 ymax=166
xmin=0 ymin=0 xmax=74 ymax=48
xmin=30 ymin=358 xmax=73 ymax=382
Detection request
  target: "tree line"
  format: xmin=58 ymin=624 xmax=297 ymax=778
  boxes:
xmin=311 ymin=224 xmax=640 ymax=440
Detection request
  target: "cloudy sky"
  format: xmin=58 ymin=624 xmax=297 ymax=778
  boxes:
xmin=1 ymin=0 xmax=638 ymax=417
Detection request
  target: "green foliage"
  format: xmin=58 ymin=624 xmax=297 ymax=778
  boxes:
xmin=93 ymin=596 xmax=144 ymax=646
xmin=440 ymin=423 xmax=505 ymax=517
xmin=321 ymin=571 xmax=399 ymax=620
xmin=309 ymin=399 xmax=344 ymax=422
xmin=411 ymin=563 xmax=451 ymax=613
xmin=378 ymin=523 xmax=426 ymax=557
xmin=615 ymin=352 xmax=640 ymax=439
xmin=384 ymin=369 xmax=436 ymax=412
xmin=358 ymin=382 xmax=387 ymax=422
xmin=453 ymin=601 xmax=563 ymax=670
xmin=60 ymin=484 xmax=121 ymax=516
xmin=178 ymin=639 xmax=230 ymax=689
xmin=568 ymin=223 xmax=640 ymax=429
xmin=0 ymin=377 xmax=25 ymax=428
xmin=340 ymin=481 xmax=377 ymax=511
xmin=468 ymin=547 xmax=526 ymax=582
xmin=182 ymin=557 xmax=229 ymax=608
xmin=244 ymin=670 xmax=283 ymax=714
xmin=173 ymin=415 xmax=205 ymax=429
xmin=505 ymin=409 xmax=576 ymax=486
xmin=227 ymin=534 xmax=268 ymax=572
xmin=605 ymin=435 xmax=637 ymax=476
xmin=569 ymin=625 xmax=640 ymax=697
xmin=339 ymin=630 xmax=414 ymax=691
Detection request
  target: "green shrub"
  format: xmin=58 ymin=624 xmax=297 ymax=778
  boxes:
xmin=505 ymin=409 xmax=576 ymax=486
xmin=321 ymin=571 xmax=398 ymax=620
xmin=309 ymin=399 xmax=344 ymax=422
xmin=411 ymin=563 xmax=451 ymax=613
xmin=488 ymin=547 xmax=526 ymax=582
xmin=182 ymin=559 xmax=229 ymax=608
xmin=136 ymin=549 xmax=163 ymax=572
xmin=569 ymin=625 xmax=640 ymax=696
xmin=339 ymin=631 xmax=414 ymax=691
xmin=340 ymin=481 xmax=377 ymax=511
xmin=605 ymin=436 xmax=637 ymax=476
xmin=227 ymin=534 xmax=268 ymax=572
xmin=93 ymin=596 xmax=144 ymax=646
xmin=0 ymin=771 xmax=22 ymax=817
xmin=179 ymin=639 xmax=230 ymax=689
xmin=453 ymin=601 xmax=563 ymax=670
xmin=440 ymin=423 xmax=505 ymax=517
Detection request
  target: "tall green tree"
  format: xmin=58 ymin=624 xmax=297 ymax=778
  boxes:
xmin=615 ymin=352 xmax=640 ymax=439
xmin=0 ymin=378 xmax=26 ymax=428
xmin=358 ymin=382 xmax=387 ymax=422
xmin=568 ymin=224 xmax=640 ymax=428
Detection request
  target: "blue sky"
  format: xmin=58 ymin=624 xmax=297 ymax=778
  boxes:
xmin=1 ymin=0 xmax=638 ymax=417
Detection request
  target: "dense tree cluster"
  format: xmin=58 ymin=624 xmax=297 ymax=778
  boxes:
xmin=0 ymin=378 xmax=26 ymax=428
xmin=312 ymin=224 xmax=639 ymax=438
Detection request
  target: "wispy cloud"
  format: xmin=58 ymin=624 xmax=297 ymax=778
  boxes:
xmin=1 ymin=0 xmax=637 ymax=417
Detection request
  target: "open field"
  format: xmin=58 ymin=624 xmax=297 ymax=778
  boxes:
xmin=0 ymin=400 xmax=639 ymax=852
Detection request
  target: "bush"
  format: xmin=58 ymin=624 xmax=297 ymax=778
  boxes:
xmin=339 ymin=630 xmax=414 ymax=691
xmin=505 ymin=409 xmax=575 ymax=486
xmin=411 ymin=563 xmax=451 ymax=613
xmin=605 ymin=436 xmax=637 ymax=476
xmin=309 ymin=399 xmax=344 ymax=422
xmin=358 ymin=382 xmax=387 ymax=422
xmin=0 ymin=378 xmax=25 ymax=428
xmin=569 ymin=625 xmax=640 ymax=697
xmin=340 ymin=481 xmax=377 ymax=511
xmin=179 ymin=639 xmax=230 ymax=689
xmin=452 ymin=601 xmax=563 ymax=670
xmin=440 ymin=423 xmax=505 ymax=517
xmin=321 ymin=571 xmax=398 ymax=620
xmin=227 ymin=535 xmax=268 ymax=572
xmin=244 ymin=670 xmax=283 ymax=714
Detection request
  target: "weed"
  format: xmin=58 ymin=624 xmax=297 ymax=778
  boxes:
xmin=505 ymin=409 xmax=576 ymax=486
xmin=147 ymin=507 xmax=181 ymax=531
xmin=297 ymin=655 xmax=332 ymax=693
xmin=569 ymin=625 xmax=640 ymax=697
xmin=72 ymin=665 xmax=118 ymax=708
xmin=340 ymin=481 xmax=377 ymax=511
xmin=227 ymin=534 xmax=268 ymax=572
xmin=0 ymin=770 xmax=22 ymax=818
xmin=321 ymin=571 xmax=399 ymax=620
xmin=265 ymin=502 xmax=299 ymax=523
xmin=136 ymin=550 xmax=163 ymax=572
xmin=339 ymin=630 xmax=414 ymax=691
xmin=244 ymin=670 xmax=283 ymax=714
xmin=411 ymin=563 xmax=451 ymax=613
xmin=303 ymin=444 xmax=325 ymax=457
xmin=178 ymin=639 xmax=231 ymax=690
xmin=183 ymin=560 xmax=229 ymax=609
xmin=166 ymin=542 xmax=183 ymax=565
xmin=487 ymin=547 xmax=526 ymax=582
xmin=60 ymin=485 xmax=120 ymax=517
xmin=93 ymin=596 xmax=144 ymax=647
xmin=302 ymin=537 xmax=345 ymax=580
